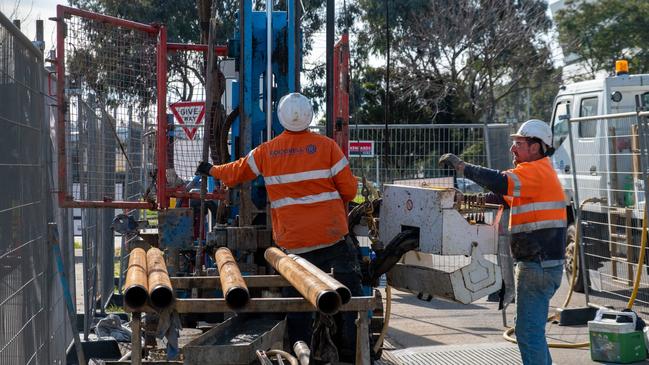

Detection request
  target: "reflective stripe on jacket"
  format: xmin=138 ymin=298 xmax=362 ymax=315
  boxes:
xmin=503 ymin=157 xmax=567 ymax=234
xmin=209 ymin=130 xmax=357 ymax=251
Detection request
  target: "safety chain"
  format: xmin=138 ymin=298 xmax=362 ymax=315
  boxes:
xmin=361 ymin=177 xmax=380 ymax=243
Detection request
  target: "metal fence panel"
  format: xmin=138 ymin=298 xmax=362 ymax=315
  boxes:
xmin=568 ymin=112 xmax=649 ymax=313
xmin=57 ymin=6 xmax=158 ymax=208
xmin=345 ymin=123 xmax=511 ymax=186
xmin=0 ymin=12 xmax=69 ymax=364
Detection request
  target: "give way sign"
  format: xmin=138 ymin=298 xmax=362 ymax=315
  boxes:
xmin=170 ymin=101 xmax=205 ymax=140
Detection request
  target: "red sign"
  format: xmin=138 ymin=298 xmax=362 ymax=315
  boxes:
xmin=349 ymin=141 xmax=374 ymax=157
xmin=170 ymin=101 xmax=205 ymax=140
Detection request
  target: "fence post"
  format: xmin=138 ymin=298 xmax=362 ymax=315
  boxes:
xmin=483 ymin=122 xmax=492 ymax=168
xmin=48 ymin=223 xmax=87 ymax=365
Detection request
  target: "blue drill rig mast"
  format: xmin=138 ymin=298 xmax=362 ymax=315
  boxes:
xmin=228 ymin=0 xmax=301 ymax=221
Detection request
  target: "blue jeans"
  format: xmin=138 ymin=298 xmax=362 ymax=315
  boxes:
xmin=515 ymin=261 xmax=563 ymax=365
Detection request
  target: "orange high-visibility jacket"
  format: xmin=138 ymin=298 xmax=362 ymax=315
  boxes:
xmin=209 ymin=130 xmax=357 ymax=252
xmin=503 ymin=157 xmax=567 ymax=234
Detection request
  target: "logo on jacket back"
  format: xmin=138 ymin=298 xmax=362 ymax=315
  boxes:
xmin=269 ymin=144 xmax=317 ymax=157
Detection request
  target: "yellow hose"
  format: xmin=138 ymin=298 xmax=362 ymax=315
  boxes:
xmin=626 ymin=203 xmax=648 ymax=309
xmin=373 ymin=285 xmax=392 ymax=354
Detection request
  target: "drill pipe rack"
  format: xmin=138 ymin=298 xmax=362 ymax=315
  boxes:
xmin=124 ymin=274 xmax=379 ymax=365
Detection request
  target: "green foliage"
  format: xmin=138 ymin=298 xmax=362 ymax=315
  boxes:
xmin=69 ymin=0 xmax=201 ymax=43
xmin=495 ymin=65 xmax=563 ymax=124
xmin=65 ymin=0 xmax=559 ymax=127
xmin=460 ymin=141 xmax=484 ymax=164
xmin=67 ymin=0 xmax=329 ymax=105
xmin=555 ymin=0 xmax=649 ymax=78
xmin=350 ymin=66 xmax=437 ymax=124
xmin=349 ymin=0 xmax=555 ymax=124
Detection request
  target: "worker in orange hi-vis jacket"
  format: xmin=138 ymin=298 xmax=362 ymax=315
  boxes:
xmin=196 ymin=92 xmax=363 ymax=362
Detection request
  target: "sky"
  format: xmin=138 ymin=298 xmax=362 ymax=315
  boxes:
xmin=2 ymin=0 xmax=59 ymax=54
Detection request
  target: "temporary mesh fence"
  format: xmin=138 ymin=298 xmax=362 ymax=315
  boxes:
xmin=57 ymin=6 xmax=158 ymax=208
xmin=55 ymin=6 xmax=166 ymax=341
xmin=566 ymin=111 xmax=649 ymax=314
xmin=0 ymin=12 xmax=71 ymax=364
xmin=343 ymin=123 xmax=512 ymax=187
xmin=319 ymin=123 xmax=512 ymax=284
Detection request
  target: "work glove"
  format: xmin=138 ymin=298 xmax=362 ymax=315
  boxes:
xmin=438 ymin=153 xmax=464 ymax=171
xmin=195 ymin=161 xmax=213 ymax=176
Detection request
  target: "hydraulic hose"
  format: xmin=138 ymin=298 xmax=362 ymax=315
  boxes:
xmin=347 ymin=196 xmax=401 ymax=356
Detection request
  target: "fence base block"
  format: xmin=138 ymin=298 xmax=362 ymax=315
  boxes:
xmin=555 ymin=306 xmax=598 ymax=326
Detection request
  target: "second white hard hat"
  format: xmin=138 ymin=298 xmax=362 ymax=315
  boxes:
xmin=277 ymin=93 xmax=313 ymax=132
xmin=511 ymin=119 xmax=552 ymax=147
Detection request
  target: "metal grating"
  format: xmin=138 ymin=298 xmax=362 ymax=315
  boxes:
xmin=384 ymin=342 xmax=522 ymax=365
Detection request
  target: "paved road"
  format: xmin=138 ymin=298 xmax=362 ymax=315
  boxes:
xmin=380 ymin=272 xmax=649 ymax=364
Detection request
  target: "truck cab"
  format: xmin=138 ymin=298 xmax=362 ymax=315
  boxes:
xmin=549 ymin=61 xmax=649 ymax=291
xmin=551 ymin=67 xmax=649 ymax=214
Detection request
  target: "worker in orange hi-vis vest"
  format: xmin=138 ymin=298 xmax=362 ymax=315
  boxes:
xmin=196 ymin=92 xmax=362 ymax=362
xmin=439 ymin=119 xmax=567 ymax=365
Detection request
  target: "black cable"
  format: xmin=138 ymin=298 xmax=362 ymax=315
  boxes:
xmin=383 ymin=0 xmax=391 ymax=182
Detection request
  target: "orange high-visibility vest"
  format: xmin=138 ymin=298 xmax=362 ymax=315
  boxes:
xmin=503 ymin=157 xmax=567 ymax=234
xmin=209 ymin=130 xmax=357 ymax=252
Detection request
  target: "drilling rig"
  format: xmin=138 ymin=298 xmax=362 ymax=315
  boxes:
xmin=53 ymin=1 xmax=507 ymax=363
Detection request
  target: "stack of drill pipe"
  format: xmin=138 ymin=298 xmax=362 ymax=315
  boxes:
xmin=124 ymin=248 xmax=149 ymax=310
xmin=288 ymin=254 xmax=352 ymax=304
xmin=264 ymin=247 xmax=341 ymax=314
xmin=214 ymin=247 xmax=250 ymax=309
xmin=147 ymin=248 xmax=175 ymax=309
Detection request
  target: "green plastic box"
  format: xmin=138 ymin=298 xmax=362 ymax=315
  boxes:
xmin=589 ymin=310 xmax=647 ymax=364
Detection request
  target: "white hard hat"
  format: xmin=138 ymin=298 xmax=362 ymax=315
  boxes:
xmin=511 ymin=119 xmax=552 ymax=147
xmin=277 ymin=93 xmax=313 ymax=131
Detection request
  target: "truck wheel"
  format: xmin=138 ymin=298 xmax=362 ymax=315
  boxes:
xmin=564 ymin=224 xmax=585 ymax=292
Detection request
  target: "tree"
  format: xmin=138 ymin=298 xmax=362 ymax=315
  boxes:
xmin=68 ymin=0 xmax=330 ymax=102
xmin=495 ymin=63 xmax=563 ymax=124
xmin=353 ymin=0 xmax=554 ymax=124
xmin=555 ymin=0 xmax=649 ymax=78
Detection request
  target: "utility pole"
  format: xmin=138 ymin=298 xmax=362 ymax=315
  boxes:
xmin=326 ymin=0 xmax=334 ymax=137
xmin=383 ymin=0 xmax=391 ymax=182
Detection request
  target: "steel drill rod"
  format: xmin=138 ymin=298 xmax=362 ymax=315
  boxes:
xmin=293 ymin=340 xmax=310 ymax=365
xmin=124 ymin=248 xmax=149 ymax=310
xmin=264 ymin=247 xmax=341 ymax=314
xmin=146 ymin=248 xmax=174 ymax=309
xmin=214 ymin=247 xmax=250 ymax=309
xmin=288 ymin=254 xmax=352 ymax=304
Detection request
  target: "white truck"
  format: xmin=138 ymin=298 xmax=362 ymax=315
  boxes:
xmin=550 ymin=61 xmax=649 ymax=291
